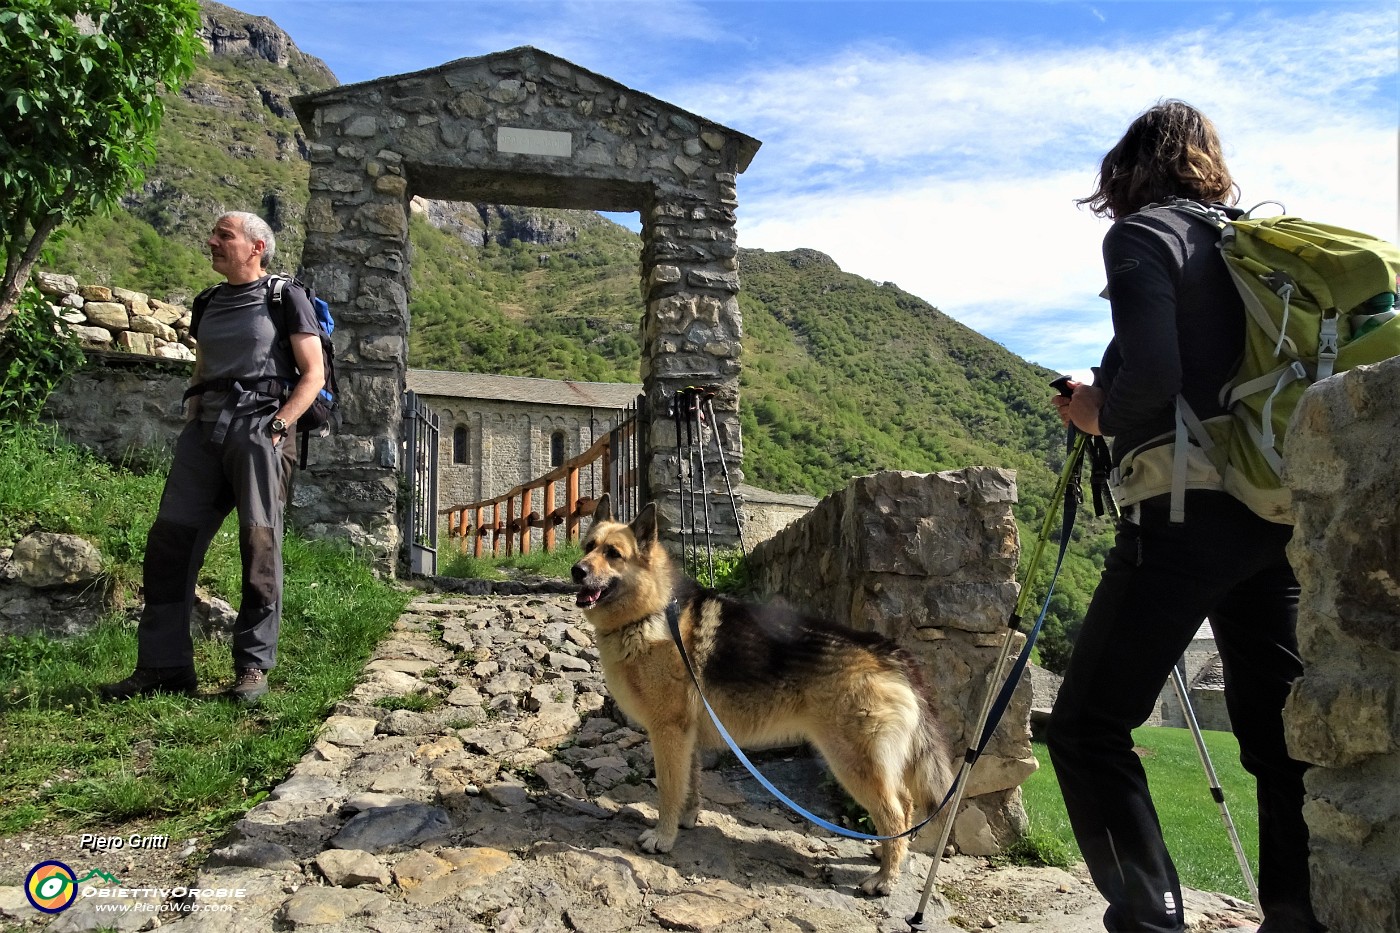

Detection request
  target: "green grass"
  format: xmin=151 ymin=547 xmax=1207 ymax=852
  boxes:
xmin=0 ymin=424 xmax=412 ymax=846
xmin=440 ymin=540 xmax=583 ymax=582
xmin=1021 ymin=729 xmax=1261 ymax=899
xmin=374 ymin=692 xmax=442 ymax=713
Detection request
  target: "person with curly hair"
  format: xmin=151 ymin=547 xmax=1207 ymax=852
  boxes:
xmin=1047 ymin=101 xmax=1323 ymax=932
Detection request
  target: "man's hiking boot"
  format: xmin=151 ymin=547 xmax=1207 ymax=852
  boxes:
xmin=227 ymin=667 xmax=269 ymax=706
xmin=99 ymin=666 xmax=198 ymax=701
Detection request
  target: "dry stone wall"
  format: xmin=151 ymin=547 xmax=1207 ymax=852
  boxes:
xmin=749 ymin=468 xmax=1032 ymax=855
xmin=32 ymin=271 xmax=196 ymax=361
xmin=1283 ymin=356 xmax=1400 ymax=933
xmin=33 ymin=272 xmax=197 ymax=463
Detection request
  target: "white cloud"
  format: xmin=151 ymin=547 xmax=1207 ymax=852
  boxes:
xmin=737 ymin=169 xmax=1116 ymax=371
xmin=669 ymin=4 xmax=1398 ymax=373
xmin=402 ymin=0 xmax=730 ymax=85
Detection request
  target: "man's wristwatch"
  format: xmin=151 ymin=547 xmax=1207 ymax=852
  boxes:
xmin=270 ymin=417 xmax=289 ymax=435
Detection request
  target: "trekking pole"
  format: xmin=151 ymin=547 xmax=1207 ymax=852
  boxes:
xmin=671 ymin=392 xmax=692 ymax=575
xmin=683 ymin=389 xmax=703 ymax=578
xmin=1168 ymin=659 xmax=1260 ymax=909
xmin=703 ymin=395 xmax=748 ymax=561
xmin=910 ymin=378 xmax=1089 ymax=930
xmin=691 ymin=388 xmax=716 ymax=585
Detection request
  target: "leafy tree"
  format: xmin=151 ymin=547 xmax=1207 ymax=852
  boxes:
xmin=0 ymin=0 xmax=202 ymax=324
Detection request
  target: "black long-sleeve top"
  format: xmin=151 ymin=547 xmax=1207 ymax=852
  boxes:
xmin=1095 ymin=203 xmax=1245 ymax=464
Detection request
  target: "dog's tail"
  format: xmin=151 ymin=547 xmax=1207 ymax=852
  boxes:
xmin=894 ymin=650 xmax=957 ymax=821
xmin=911 ymin=704 xmax=957 ymax=820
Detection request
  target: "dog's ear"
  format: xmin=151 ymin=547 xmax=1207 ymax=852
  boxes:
xmin=591 ymin=494 xmax=612 ymax=526
xmin=631 ymin=503 xmax=658 ymax=545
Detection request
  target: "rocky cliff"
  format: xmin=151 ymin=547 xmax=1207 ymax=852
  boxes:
xmin=199 ymin=0 xmax=337 ymax=85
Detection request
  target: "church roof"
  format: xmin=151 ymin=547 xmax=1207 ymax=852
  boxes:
xmin=407 ymin=369 xmax=640 ymax=410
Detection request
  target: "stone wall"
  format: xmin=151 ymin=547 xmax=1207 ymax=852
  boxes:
xmin=31 ymin=271 xmax=196 ymax=361
xmin=33 ymin=272 xmax=197 ymax=463
xmin=1283 ymin=356 xmax=1400 ymax=932
xmin=749 ymin=468 xmax=1031 ymax=855
xmin=735 ymin=483 xmax=817 ymax=553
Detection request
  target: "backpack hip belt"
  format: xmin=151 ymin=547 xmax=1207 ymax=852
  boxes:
xmin=182 ymin=377 xmax=288 ymax=445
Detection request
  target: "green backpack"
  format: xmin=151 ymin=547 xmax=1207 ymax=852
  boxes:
xmin=1111 ymin=200 xmax=1400 ymax=524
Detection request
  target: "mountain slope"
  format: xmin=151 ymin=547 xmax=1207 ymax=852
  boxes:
xmin=46 ymin=1 xmax=336 ymax=300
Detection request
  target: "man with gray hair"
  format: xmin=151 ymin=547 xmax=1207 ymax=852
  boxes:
xmin=101 ymin=211 xmax=324 ymax=706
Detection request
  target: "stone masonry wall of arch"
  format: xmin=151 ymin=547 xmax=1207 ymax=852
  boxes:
xmin=289 ymin=47 xmax=759 ymax=567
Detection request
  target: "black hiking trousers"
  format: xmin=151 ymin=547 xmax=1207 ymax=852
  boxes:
xmin=136 ymin=411 xmax=295 ymax=673
xmin=1047 ymin=490 xmax=1323 ymax=933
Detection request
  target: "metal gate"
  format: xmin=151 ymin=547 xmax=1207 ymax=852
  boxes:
xmin=605 ymin=393 xmax=645 ymax=523
xmin=403 ymin=390 xmax=440 ymax=575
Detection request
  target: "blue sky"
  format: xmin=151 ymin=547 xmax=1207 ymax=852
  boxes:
xmin=229 ymin=0 xmax=1399 ymax=377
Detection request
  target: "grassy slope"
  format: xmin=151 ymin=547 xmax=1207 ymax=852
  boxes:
xmin=1024 ymin=730 xmax=1261 ymax=900
xmin=0 ymin=426 xmax=410 ymax=837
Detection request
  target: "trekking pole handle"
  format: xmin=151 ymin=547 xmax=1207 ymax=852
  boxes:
xmin=1050 ymin=374 xmax=1082 ymax=446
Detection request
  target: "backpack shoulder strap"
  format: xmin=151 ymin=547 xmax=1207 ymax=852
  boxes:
xmin=1152 ymin=198 xmax=1230 ymax=230
xmin=265 ymin=274 xmax=294 ymax=344
xmin=190 ymin=283 xmax=223 ymax=339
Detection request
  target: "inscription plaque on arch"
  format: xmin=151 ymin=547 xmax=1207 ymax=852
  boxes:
xmin=497 ymin=126 xmax=572 ymax=158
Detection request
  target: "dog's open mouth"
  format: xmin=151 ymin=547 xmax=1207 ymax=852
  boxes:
xmin=575 ymin=581 xmax=615 ymax=609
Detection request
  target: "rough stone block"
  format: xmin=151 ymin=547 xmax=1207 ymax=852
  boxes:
xmin=116 ymin=330 xmax=156 ymax=354
xmin=82 ymin=301 xmax=129 ymax=330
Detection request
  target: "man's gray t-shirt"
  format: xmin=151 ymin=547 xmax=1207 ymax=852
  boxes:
xmin=196 ymin=275 xmax=319 ymax=421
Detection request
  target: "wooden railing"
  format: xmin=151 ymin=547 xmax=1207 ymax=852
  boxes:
xmin=441 ymin=406 xmax=641 ymax=558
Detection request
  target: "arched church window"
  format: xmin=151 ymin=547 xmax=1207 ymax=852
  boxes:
xmin=453 ymin=426 xmax=470 ymax=464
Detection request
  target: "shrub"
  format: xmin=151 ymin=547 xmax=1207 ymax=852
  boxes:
xmin=0 ymin=284 xmax=85 ymax=425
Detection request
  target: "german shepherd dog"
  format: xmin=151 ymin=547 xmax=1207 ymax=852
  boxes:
xmin=571 ymin=495 xmax=955 ymax=896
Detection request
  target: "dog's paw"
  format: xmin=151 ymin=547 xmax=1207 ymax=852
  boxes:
xmin=857 ymin=870 xmax=893 ymax=897
xmin=637 ymin=828 xmax=676 ymax=854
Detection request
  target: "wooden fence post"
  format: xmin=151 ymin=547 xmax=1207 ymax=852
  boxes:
xmin=544 ymin=480 xmax=556 ymax=552
xmin=566 ymin=467 xmax=580 ymax=543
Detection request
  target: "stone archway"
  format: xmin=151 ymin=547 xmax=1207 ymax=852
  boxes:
xmin=290 ymin=47 xmax=760 ymax=567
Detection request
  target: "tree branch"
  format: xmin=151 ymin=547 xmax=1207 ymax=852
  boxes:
xmin=0 ymin=210 xmax=66 ymax=329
